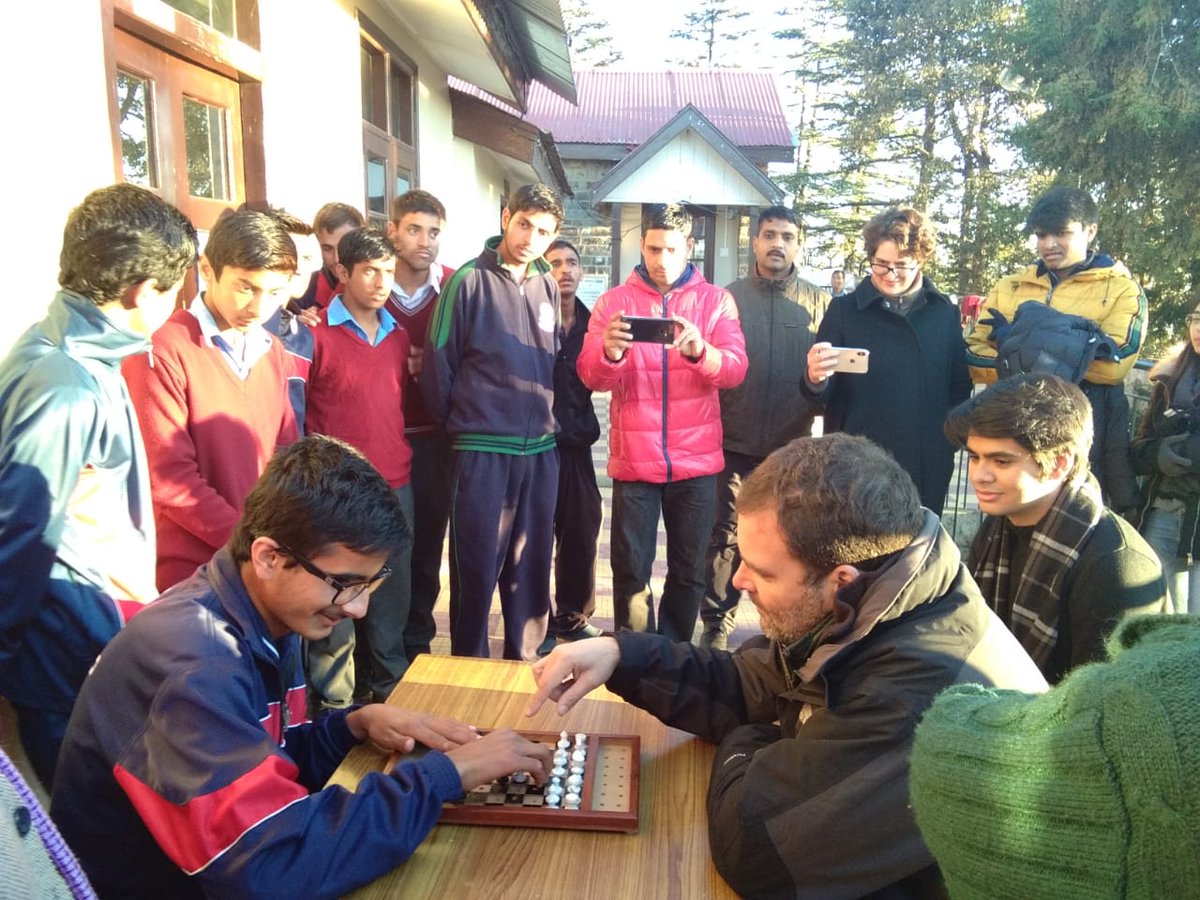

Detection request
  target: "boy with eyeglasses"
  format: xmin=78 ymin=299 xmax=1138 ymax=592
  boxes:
xmin=303 ymin=226 xmax=415 ymax=709
xmin=51 ymin=435 xmax=552 ymax=898
xmin=966 ymin=186 xmax=1148 ymax=513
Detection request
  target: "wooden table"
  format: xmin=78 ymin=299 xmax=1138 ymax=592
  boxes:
xmin=327 ymin=654 xmax=737 ymax=899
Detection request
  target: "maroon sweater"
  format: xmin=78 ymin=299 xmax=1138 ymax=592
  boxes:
xmin=387 ymin=264 xmax=453 ymax=435
xmin=306 ymin=311 xmax=412 ymax=488
xmin=123 ymin=310 xmax=298 ymax=591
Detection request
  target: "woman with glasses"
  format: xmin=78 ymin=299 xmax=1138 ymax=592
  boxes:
xmin=1132 ymin=301 xmax=1200 ymax=613
xmin=802 ymin=207 xmax=971 ymax=514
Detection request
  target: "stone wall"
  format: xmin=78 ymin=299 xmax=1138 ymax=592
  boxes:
xmin=558 ymin=160 xmax=618 ymax=304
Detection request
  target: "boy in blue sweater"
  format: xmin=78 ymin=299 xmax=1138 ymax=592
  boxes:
xmin=52 ymin=435 xmax=550 ymax=898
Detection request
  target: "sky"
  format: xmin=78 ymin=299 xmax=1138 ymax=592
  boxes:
xmin=568 ymin=2 xmax=803 ymax=72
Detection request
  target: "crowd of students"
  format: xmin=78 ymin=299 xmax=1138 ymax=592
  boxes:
xmin=0 ymin=179 xmax=1193 ymax=897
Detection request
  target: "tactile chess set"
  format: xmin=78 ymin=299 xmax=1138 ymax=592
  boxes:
xmin=440 ymin=730 xmax=640 ymax=833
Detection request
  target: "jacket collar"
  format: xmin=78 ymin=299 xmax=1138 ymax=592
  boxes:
xmin=749 ymin=263 xmax=801 ymax=292
xmin=792 ymin=510 xmax=960 ymax=683
xmin=633 ymin=262 xmax=698 ymax=295
xmin=853 ymin=274 xmax=948 ymax=311
xmin=42 ymin=290 xmax=149 ymax=365
xmin=482 ymin=235 xmax=551 ymax=279
xmin=204 ymin=547 xmax=297 ymax=667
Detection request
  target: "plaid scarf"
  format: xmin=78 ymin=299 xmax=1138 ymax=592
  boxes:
xmin=969 ymin=476 xmax=1105 ymax=667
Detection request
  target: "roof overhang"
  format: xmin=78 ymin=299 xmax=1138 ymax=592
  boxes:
xmin=383 ymin=0 xmax=575 ymax=109
xmin=448 ymin=83 xmax=571 ymax=196
xmin=591 ymin=104 xmax=784 ymax=206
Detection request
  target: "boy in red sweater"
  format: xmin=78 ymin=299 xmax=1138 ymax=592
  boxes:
xmin=305 ymin=226 xmax=414 ymax=707
xmin=385 ymin=190 xmax=454 ymax=660
xmin=124 ymin=208 xmax=299 ymax=591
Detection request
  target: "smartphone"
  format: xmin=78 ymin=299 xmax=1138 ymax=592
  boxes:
xmin=622 ymin=315 xmax=676 ymax=344
xmin=830 ymin=347 xmax=870 ymax=374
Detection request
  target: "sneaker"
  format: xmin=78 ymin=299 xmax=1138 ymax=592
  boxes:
xmin=536 ymin=634 xmax=559 ymax=657
xmin=699 ymin=626 xmax=728 ymax=651
xmin=561 ymin=622 xmax=604 ymax=641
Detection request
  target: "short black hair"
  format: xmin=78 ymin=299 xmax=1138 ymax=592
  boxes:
xmin=1025 ymin=187 xmax=1099 ymax=233
xmin=506 ymin=183 xmax=563 ymax=226
xmin=756 ymin=206 xmax=800 ymax=233
xmin=546 ymin=238 xmax=580 ymax=260
xmin=337 ymin=227 xmax=395 ymax=273
xmin=230 ymin=435 xmax=410 ymax=564
xmin=237 ymin=202 xmax=312 ymax=237
xmin=944 ymin=373 xmax=1093 ymax=479
xmin=391 ymin=189 xmax=446 ymax=223
xmin=204 ymin=208 xmax=298 ymax=279
xmin=641 ymin=203 xmax=693 ymax=237
xmin=58 ymin=183 xmax=197 ymax=307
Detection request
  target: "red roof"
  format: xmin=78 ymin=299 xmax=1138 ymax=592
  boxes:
xmin=522 ymin=69 xmax=793 ymax=148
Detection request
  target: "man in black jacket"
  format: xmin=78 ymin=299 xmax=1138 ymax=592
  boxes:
xmin=539 ymin=239 xmax=603 ymax=655
xmin=528 ymin=433 xmax=1045 ymax=898
xmin=701 ymin=206 xmax=829 ymax=649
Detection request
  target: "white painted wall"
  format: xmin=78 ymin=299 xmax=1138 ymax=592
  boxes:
xmin=1 ymin=3 xmax=119 ymax=356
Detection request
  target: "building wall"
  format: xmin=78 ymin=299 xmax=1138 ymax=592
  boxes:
xmin=0 ymin=0 xmax=541 ymax=359
xmin=556 ymin=160 xmax=619 ymax=302
xmin=1 ymin=3 xmax=116 ymax=357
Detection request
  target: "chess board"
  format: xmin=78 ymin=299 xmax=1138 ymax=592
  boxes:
xmin=391 ymin=730 xmax=640 ymax=833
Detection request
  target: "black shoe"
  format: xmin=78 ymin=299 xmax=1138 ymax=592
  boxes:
xmin=536 ymin=634 xmax=558 ymax=657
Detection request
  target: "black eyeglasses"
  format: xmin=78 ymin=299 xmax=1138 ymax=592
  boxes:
xmin=1186 ymin=314 xmax=1200 ymax=326
xmin=870 ymin=261 xmax=919 ymax=277
xmin=274 ymin=542 xmax=391 ymax=606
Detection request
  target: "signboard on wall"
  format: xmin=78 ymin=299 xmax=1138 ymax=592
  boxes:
xmin=576 ymin=275 xmax=608 ymax=309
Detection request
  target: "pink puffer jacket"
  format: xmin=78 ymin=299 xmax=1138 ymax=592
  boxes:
xmin=577 ymin=267 xmax=747 ymax=483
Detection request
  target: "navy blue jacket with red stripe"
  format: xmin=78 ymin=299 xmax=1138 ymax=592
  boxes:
xmin=50 ymin=548 xmax=464 ymax=899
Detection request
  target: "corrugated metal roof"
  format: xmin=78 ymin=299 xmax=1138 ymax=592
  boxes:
xmin=522 ymin=70 xmax=793 ymax=148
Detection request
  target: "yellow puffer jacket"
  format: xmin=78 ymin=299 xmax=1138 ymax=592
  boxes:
xmin=966 ymin=257 xmax=1146 ymax=385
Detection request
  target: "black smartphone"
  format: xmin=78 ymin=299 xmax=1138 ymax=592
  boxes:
xmin=622 ymin=315 xmax=676 ymax=344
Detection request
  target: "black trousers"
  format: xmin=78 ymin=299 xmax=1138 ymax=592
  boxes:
xmin=549 ymin=445 xmax=603 ymax=633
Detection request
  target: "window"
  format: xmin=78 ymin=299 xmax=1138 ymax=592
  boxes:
xmin=108 ymin=0 xmax=268 ymax=232
xmin=161 ymin=0 xmax=236 ymax=39
xmin=360 ymin=16 xmax=417 ymax=227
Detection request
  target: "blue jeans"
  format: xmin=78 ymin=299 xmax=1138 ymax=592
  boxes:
xmin=610 ymin=475 xmax=716 ymax=642
xmin=1140 ymin=504 xmax=1200 ymax=614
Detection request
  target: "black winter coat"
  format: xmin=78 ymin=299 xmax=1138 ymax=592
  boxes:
xmin=553 ymin=299 xmax=600 ymax=448
xmin=802 ymin=277 xmax=972 ymax=513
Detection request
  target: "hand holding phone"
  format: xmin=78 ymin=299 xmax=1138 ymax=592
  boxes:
xmin=830 ymin=347 xmax=869 ymax=374
xmin=621 ymin=315 xmax=677 ymax=344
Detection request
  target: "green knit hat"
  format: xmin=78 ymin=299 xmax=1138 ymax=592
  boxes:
xmin=910 ymin=614 xmax=1200 ymax=900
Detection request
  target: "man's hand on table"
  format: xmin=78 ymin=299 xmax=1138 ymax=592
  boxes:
xmin=525 ymin=636 xmax=621 ymax=717
xmin=445 ymin=730 xmax=553 ymax=791
xmin=346 ymin=705 xmax=480 ymax=753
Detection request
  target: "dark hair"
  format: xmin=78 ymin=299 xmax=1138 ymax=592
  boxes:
xmin=237 ymin=202 xmax=312 ymax=237
xmin=1025 ymin=186 xmax=1099 ymax=233
xmin=755 ymin=206 xmax=800 ymax=233
xmin=230 ymin=435 xmax=410 ymax=563
xmin=337 ymin=226 xmax=396 ymax=272
xmin=203 ymin=208 xmax=298 ymax=279
xmin=58 ymin=183 xmax=197 ymax=307
xmin=391 ymin=189 xmax=446 ymax=223
xmin=506 ymin=183 xmax=564 ymax=226
xmin=313 ymin=202 xmax=365 ymax=234
xmin=862 ymin=207 xmax=936 ymax=263
xmin=737 ymin=434 xmax=923 ymax=575
xmin=944 ymin=373 xmax=1093 ymax=479
xmin=832 ymin=269 xmax=844 ymax=277
xmin=546 ymin=238 xmax=580 ymax=260
xmin=641 ymin=202 xmax=693 ymax=237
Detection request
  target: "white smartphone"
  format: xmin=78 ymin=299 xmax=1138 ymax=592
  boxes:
xmin=830 ymin=347 xmax=870 ymax=374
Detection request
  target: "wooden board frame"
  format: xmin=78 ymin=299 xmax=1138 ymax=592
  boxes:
xmin=387 ymin=730 xmax=640 ymax=833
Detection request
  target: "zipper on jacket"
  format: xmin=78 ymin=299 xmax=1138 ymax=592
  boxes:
xmin=661 ymin=291 xmax=672 ymax=480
